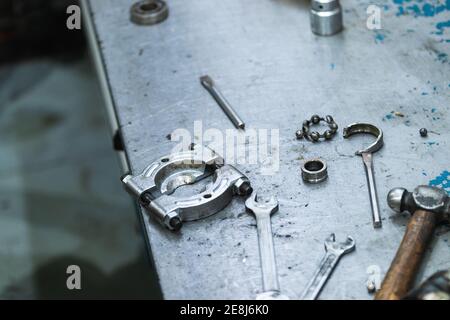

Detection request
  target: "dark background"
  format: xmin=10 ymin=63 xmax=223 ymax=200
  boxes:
xmin=0 ymin=0 xmax=161 ymax=299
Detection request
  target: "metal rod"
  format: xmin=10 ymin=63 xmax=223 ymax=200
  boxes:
xmin=362 ymin=152 xmax=382 ymax=228
xmin=200 ymin=75 xmax=245 ymax=130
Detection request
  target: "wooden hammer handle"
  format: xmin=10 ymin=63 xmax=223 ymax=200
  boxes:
xmin=375 ymin=210 xmax=439 ymax=300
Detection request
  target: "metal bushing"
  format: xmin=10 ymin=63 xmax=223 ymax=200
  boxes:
xmin=310 ymin=0 xmax=343 ymax=36
xmin=130 ymin=0 xmax=169 ymax=25
xmin=301 ymin=159 xmax=328 ymax=184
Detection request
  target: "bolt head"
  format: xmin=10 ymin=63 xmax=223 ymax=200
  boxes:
xmin=169 ymin=216 xmax=182 ymax=231
xmin=164 ymin=212 xmax=182 ymax=231
xmin=295 ymin=130 xmax=304 ymax=139
xmin=387 ymin=188 xmax=407 ymax=213
xmin=235 ymin=178 xmax=253 ymax=196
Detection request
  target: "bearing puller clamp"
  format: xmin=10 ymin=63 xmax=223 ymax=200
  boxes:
xmin=122 ymin=145 xmax=252 ymax=231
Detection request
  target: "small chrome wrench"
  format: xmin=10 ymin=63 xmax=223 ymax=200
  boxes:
xmin=301 ymin=234 xmax=355 ymax=300
xmin=245 ymin=192 xmax=288 ymax=300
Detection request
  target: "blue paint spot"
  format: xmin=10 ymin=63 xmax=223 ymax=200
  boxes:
xmin=393 ymin=0 xmax=450 ymax=18
xmin=374 ymin=31 xmax=385 ymax=43
xmin=330 ymin=63 xmax=335 ymax=70
xmin=397 ymin=6 xmax=405 ymax=15
xmin=407 ymin=4 xmax=422 ymax=15
xmin=423 ymin=3 xmax=435 ymax=16
xmin=429 ymin=170 xmax=450 ymax=194
xmin=422 ymin=171 xmax=428 ymax=176
xmin=392 ymin=0 xmax=450 ymax=39
xmin=385 ymin=113 xmax=394 ymax=120
xmin=436 ymin=52 xmax=449 ymax=63
xmin=436 ymin=20 xmax=450 ymax=35
xmin=431 ymin=107 xmax=437 ymax=112
xmin=421 ymin=92 xmax=429 ymax=95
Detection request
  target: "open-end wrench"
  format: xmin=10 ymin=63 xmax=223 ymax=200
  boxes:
xmin=245 ymin=192 xmax=288 ymax=300
xmin=343 ymin=123 xmax=384 ymax=228
xmin=301 ymin=234 xmax=355 ymax=300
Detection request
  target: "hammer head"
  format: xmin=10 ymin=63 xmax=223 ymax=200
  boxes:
xmin=387 ymin=185 xmax=450 ymax=220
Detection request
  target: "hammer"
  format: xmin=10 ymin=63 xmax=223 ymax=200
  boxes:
xmin=375 ymin=185 xmax=450 ymax=300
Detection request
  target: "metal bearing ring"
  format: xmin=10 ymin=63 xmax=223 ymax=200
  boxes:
xmin=301 ymin=159 xmax=328 ymax=184
xmin=296 ymin=115 xmax=338 ymax=142
xmin=130 ymin=0 xmax=169 ymax=25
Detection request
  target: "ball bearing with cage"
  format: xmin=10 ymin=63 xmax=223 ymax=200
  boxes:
xmin=295 ymin=115 xmax=338 ymax=142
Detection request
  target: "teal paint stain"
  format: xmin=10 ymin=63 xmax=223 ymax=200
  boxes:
xmin=407 ymin=4 xmax=422 ymax=15
xmin=436 ymin=52 xmax=448 ymax=63
xmin=374 ymin=32 xmax=386 ymax=43
xmin=392 ymin=0 xmax=450 ymax=39
xmin=431 ymin=107 xmax=437 ymax=112
xmin=423 ymin=3 xmax=436 ymax=16
xmin=421 ymin=92 xmax=429 ymax=95
xmin=429 ymin=170 xmax=450 ymax=194
xmin=393 ymin=0 xmax=450 ymax=18
xmin=330 ymin=63 xmax=335 ymax=70
xmin=436 ymin=20 xmax=450 ymax=35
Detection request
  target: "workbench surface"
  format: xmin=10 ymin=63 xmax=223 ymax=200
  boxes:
xmin=86 ymin=0 xmax=450 ymax=299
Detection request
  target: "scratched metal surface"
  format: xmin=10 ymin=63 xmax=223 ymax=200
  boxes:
xmin=87 ymin=0 xmax=450 ymax=299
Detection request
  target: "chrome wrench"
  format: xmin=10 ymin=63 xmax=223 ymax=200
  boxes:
xmin=301 ymin=234 xmax=355 ymax=300
xmin=245 ymin=193 xmax=288 ymax=300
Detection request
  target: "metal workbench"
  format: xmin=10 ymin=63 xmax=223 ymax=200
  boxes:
xmin=84 ymin=0 xmax=450 ymax=299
